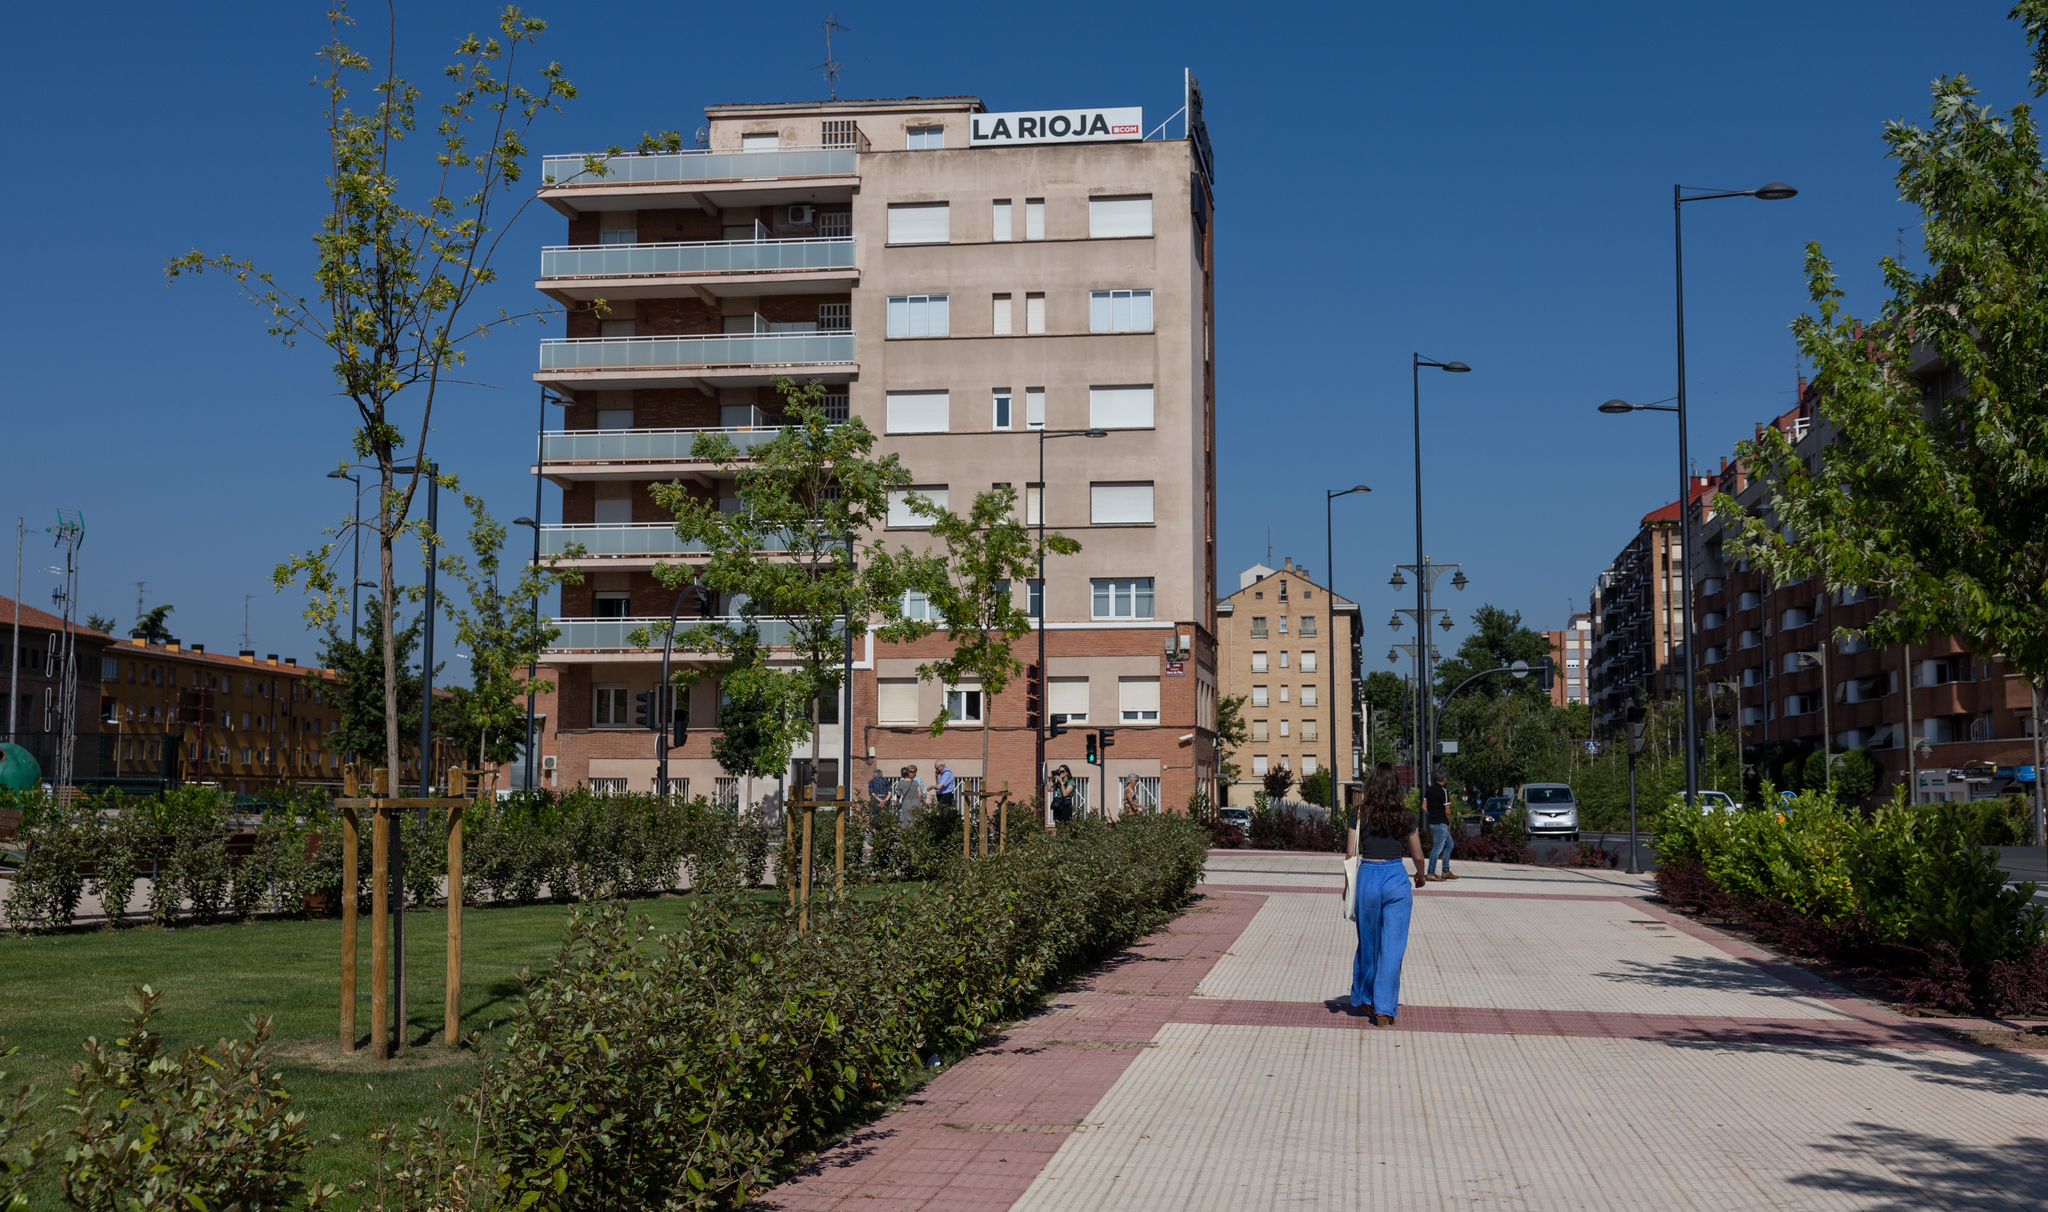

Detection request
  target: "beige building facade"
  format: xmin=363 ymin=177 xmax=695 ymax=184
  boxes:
xmin=1216 ymin=560 xmax=1361 ymax=806
xmin=527 ymin=90 xmax=1220 ymax=811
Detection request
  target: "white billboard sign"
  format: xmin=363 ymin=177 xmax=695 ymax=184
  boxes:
xmin=970 ymin=107 xmax=1143 ymax=148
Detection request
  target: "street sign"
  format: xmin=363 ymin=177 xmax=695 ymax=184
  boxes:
xmin=1584 ymin=740 xmax=1601 ymax=755
xmin=1509 ymin=659 xmax=1531 ymax=679
xmin=1437 ymin=740 xmax=1459 ymax=755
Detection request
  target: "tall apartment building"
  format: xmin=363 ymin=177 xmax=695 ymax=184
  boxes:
xmin=1543 ymin=612 xmax=1593 ymax=708
xmin=527 ymin=88 xmax=1219 ymax=811
xmin=1588 ymin=478 xmax=1715 ymax=731
xmin=1215 ymin=560 xmax=1361 ymax=805
xmin=1694 ymin=389 xmax=2040 ymax=803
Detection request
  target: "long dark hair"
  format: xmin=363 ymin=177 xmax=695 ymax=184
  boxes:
xmin=1358 ymin=769 xmax=1413 ymax=840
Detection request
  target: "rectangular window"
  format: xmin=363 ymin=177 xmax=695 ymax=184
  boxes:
xmin=992 ymin=390 xmax=1013 ymax=431
xmin=817 ymin=302 xmax=850 ymax=331
xmin=1302 ymin=719 xmax=1319 ymax=741
xmin=900 ymin=589 xmax=939 ymax=622
xmin=1088 ymin=195 xmax=1154 ymax=238
xmin=992 ymin=293 xmax=1013 ymax=335
xmin=1251 ymin=651 xmax=1268 ymax=673
xmin=598 ymin=212 xmax=638 ymax=244
xmin=822 ymin=119 xmax=859 ymax=148
xmin=1302 ymin=651 xmax=1318 ymax=673
xmin=1278 ymin=617 xmax=1289 ymax=634
xmin=1025 ymin=483 xmax=1042 ymax=525
xmin=1025 ymin=197 xmax=1045 ymax=240
xmin=886 ymin=294 xmax=950 ymax=338
xmin=1089 ymin=289 xmax=1155 ymax=333
xmin=1028 ymin=578 xmax=1043 ymax=620
xmin=1025 ymin=387 xmax=1046 ymax=429
xmin=1279 ymin=686 xmax=1290 ymax=703
xmin=888 ymin=487 xmax=948 ymax=528
xmin=593 ymin=685 xmax=628 ymax=727
xmin=886 ymin=202 xmax=950 ymax=245
xmin=1090 ymin=482 xmax=1155 ymax=524
xmin=1250 ymin=617 xmax=1268 ymax=637
xmin=1119 ymin=677 xmax=1160 ymax=724
xmin=1301 ymin=615 xmax=1317 ymax=636
xmin=1026 ymin=293 xmax=1046 ymax=334
xmin=1089 ymin=385 xmax=1155 ymax=429
xmin=594 ymin=591 xmax=631 ymax=620
xmin=741 ymin=133 xmax=779 ymax=152
xmin=1251 ymin=685 xmax=1269 ymax=708
xmin=945 ymin=686 xmax=984 ymax=725
xmin=1252 ymin=755 xmax=1269 ymax=777
xmin=906 ymin=125 xmax=945 ymax=150
xmin=1251 ymin=720 xmax=1269 ymax=742
xmin=1050 ymin=676 xmax=1089 ymax=724
xmin=1091 ymin=577 xmax=1155 ymax=620
xmin=1302 ymin=755 xmax=1320 ymax=775
xmin=885 ymin=390 xmax=950 ymax=434
xmin=992 ymin=199 xmax=1013 ymax=242
xmin=1302 ymin=685 xmax=1318 ymax=707
xmin=878 ymin=678 xmax=919 ymax=724
xmin=1279 ymin=720 xmax=1291 ymax=738
xmin=1279 ymin=652 xmax=1290 ymax=668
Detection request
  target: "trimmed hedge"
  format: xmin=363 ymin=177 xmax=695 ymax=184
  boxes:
xmin=1655 ymin=791 xmax=2048 ymax=1015
xmin=476 ymin=814 xmax=1209 ymax=1209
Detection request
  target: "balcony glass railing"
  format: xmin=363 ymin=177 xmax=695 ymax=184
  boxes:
xmin=541 ymin=427 xmax=798 ymax=463
xmin=539 ymin=332 xmax=855 ymax=373
xmin=541 ymin=147 xmax=857 ymax=189
xmin=542 ymin=238 xmax=855 ymax=279
xmin=539 ymin=523 xmax=793 ymax=558
xmin=547 ymin=616 xmax=804 ymax=651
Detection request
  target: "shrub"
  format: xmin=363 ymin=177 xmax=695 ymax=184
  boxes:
xmin=3 ymin=793 xmax=90 ymax=932
xmin=0 ymin=1042 xmax=46 ymax=1211
xmin=1248 ymin=804 xmax=1339 ymax=851
xmin=478 ymin=815 xmax=1208 ymax=1209
xmin=60 ymin=986 xmax=327 ymax=1209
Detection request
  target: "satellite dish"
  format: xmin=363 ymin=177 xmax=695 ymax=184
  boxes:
xmin=692 ymin=126 xmax=711 ymax=148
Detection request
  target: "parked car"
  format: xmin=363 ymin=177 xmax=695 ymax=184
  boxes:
xmin=1478 ymin=796 xmax=1514 ymax=834
xmin=1688 ymin=789 xmax=1743 ymax=813
xmin=1216 ymin=806 xmax=1253 ymax=844
xmin=1519 ymin=783 xmax=1580 ymax=840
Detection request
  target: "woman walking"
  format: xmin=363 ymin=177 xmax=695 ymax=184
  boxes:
xmin=1350 ymin=766 xmax=1429 ymax=1026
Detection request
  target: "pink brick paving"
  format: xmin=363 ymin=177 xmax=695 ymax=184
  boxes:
xmin=764 ymin=865 xmax=1972 ymax=1210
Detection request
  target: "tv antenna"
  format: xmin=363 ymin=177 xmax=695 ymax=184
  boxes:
xmin=135 ymin=580 xmax=147 ymax=625
xmin=816 ymin=15 xmax=849 ymax=100
xmin=242 ymin=593 xmax=254 ymax=651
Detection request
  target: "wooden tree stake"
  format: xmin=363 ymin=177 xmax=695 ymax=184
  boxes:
xmin=798 ymin=805 xmax=816 ymax=934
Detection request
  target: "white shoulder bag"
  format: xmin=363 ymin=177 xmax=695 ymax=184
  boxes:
xmin=1341 ymin=854 xmax=1361 ymax=922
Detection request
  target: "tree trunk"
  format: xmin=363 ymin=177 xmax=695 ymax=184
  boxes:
xmin=379 ymin=461 xmax=401 ymax=784
xmin=979 ymin=691 xmax=992 ymax=858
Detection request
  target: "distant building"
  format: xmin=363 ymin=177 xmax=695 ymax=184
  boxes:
xmin=1 ymin=594 xmax=109 ymax=780
xmin=1588 ymin=477 xmax=1716 ymax=731
xmin=1543 ymin=613 xmax=1593 ymax=708
xmin=1215 ymin=559 xmax=1361 ymax=805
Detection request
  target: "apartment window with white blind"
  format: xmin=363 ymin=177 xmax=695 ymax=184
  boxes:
xmin=1251 ymin=652 xmax=1268 ymax=673
xmin=886 ymin=202 xmax=950 ymax=245
xmin=992 ymin=390 xmax=1013 ymax=431
xmin=1090 ymin=290 xmax=1154 ymax=333
xmin=1251 ymin=686 xmax=1269 ymax=708
xmin=992 ymin=293 xmax=1013 ymax=335
xmin=1092 ymin=577 xmax=1155 ymax=620
xmin=1252 ymin=720 xmax=1269 ymax=742
xmin=878 ymin=678 xmax=918 ymax=724
xmin=906 ymin=125 xmax=945 ymax=150
xmin=992 ymin=199 xmax=1013 ymax=241
xmin=1026 ymin=293 xmax=1046 ymax=334
xmin=1279 ymin=720 xmax=1290 ymax=738
xmin=1088 ymin=195 xmax=1154 ymax=238
xmin=1025 ymin=483 xmax=1042 ymax=525
xmin=1090 ymin=482 xmax=1155 ymax=525
xmin=1302 ymin=651 xmax=1318 ymax=673
xmin=1089 ymin=385 xmax=1155 ymax=429
xmin=594 ymin=591 xmax=631 ymax=620
xmin=598 ymin=212 xmax=638 ymax=244
xmin=1025 ymin=198 xmax=1045 ymax=240
xmin=1280 ymin=686 xmax=1291 ymax=703
xmin=1302 ymin=755 xmax=1319 ymax=775
xmin=741 ymin=133 xmax=779 ymax=152
xmin=1302 ymin=719 xmax=1319 ymax=741
xmin=1279 ymin=652 xmax=1290 ymax=668
xmin=1119 ymin=677 xmax=1160 ymax=723
xmin=885 ymin=390 xmax=949 ymax=434
xmin=888 ymin=487 xmax=948 ymax=527
xmin=886 ymin=294 xmax=950 ymax=338
xmin=1302 ymin=685 xmax=1318 ymax=707
xmin=1050 ymin=677 xmax=1089 ymax=724
xmin=1025 ymin=387 xmax=1045 ymax=430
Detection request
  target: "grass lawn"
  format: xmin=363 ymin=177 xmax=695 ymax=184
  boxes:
xmin=0 ymin=892 xmax=750 ymax=1202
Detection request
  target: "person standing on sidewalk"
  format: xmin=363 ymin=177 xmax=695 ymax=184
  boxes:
xmin=1424 ymin=769 xmax=1459 ymax=881
xmin=1350 ymin=767 xmax=1428 ymax=1027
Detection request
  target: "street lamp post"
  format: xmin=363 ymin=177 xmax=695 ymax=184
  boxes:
xmin=1035 ymin=427 xmax=1106 ymax=806
xmin=327 ymin=470 xmax=364 ymax=647
xmin=512 ymin=516 xmax=541 ymax=794
xmin=1409 ymin=354 xmax=1471 ymax=792
xmin=1325 ymin=485 xmax=1370 ymax=812
xmin=1796 ymin=646 xmax=1832 ymax=789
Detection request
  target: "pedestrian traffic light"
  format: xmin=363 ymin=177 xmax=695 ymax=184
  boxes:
xmin=1537 ymin=657 xmax=1556 ymax=693
xmin=1024 ymin=664 xmax=1043 ymax=730
xmin=1048 ymin=714 xmax=1069 ymax=740
xmin=1098 ymin=728 xmax=1117 ymax=754
xmin=633 ymin=690 xmax=655 ymax=730
xmin=1626 ymin=692 xmax=1648 ymax=756
xmin=1085 ymin=732 xmax=1099 ymax=765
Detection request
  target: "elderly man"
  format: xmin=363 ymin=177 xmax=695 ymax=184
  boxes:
xmin=934 ymin=761 xmax=958 ymax=810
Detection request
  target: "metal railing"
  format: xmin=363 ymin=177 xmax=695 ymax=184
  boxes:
xmin=537 ymin=523 xmax=790 ymax=559
xmin=546 ymin=615 xmax=807 ymax=651
xmin=541 ymin=146 xmax=858 ymax=189
xmin=541 ymin=426 xmax=800 ymax=463
xmin=541 ymin=237 xmax=855 ymax=279
xmin=539 ymin=331 xmax=856 ymax=373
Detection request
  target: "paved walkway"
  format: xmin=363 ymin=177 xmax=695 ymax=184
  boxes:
xmin=765 ymin=849 xmax=2048 ymax=1211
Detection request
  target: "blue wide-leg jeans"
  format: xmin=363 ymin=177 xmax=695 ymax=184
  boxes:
xmin=1350 ymin=860 xmax=1415 ymax=1016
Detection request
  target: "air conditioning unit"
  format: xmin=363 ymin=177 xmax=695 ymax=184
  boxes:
xmin=540 ymin=755 xmax=558 ymax=773
xmin=786 ymin=204 xmax=815 ymax=225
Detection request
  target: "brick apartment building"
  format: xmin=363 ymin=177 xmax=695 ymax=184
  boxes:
xmin=1215 ymin=560 xmax=1362 ymax=806
xmin=526 ymin=86 xmax=1220 ymax=812
xmin=2 ymin=594 xmax=109 ymax=779
xmin=1587 ymin=478 xmax=1715 ymax=732
xmin=1543 ymin=612 xmax=1593 ymax=708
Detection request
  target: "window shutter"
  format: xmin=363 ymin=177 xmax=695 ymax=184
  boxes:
xmin=1050 ymin=677 xmax=1089 ymax=719
xmin=1088 ymin=385 xmax=1155 ymax=429
xmin=887 ymin=202 xmax=950 ymax=245
xmin=1119 ymin=678 xmax=1160 ymax=718
xmin=992 ymin=200 xmax=1013 ymax=241
xmin=1088 ymin=195 xmax=1153 ymax=238
xmin=1089 ymin=483 xmax=1155 ymax=524
xmin=888 ymin=487 xmax=948 ymax=527
xmin=885 ymin=390 xmax=950 ymax=434
xmin=878 ymin=679 xmax=918 ymax=724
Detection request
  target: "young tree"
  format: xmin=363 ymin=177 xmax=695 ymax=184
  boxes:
xmin=129 ymin=606 xmax=176 ymax=644
xmin=436 ymin=492 xmax=580 ymax=778
xmin=878 ymin=485 xmax=1080 ymax=855
xmin=1299 ymin=768 xmax=1333 ymax=810
xmin=1362 ymin=670 xmax=1413 ymax=766
xmin=1215 ymin=693 xmax=1249 ymax=787
xmin=1729 ymin=7 xmax=2048 ymax=795
xmin=711 ymin=625 xmax=802 ymax=783
xmin=1262 ymin=763 xmax=1296 ymax=807
xmin=645 ymin=378 xmax=918 ymax=806
xmin=170 ymin=4 xmax=576 ymax=791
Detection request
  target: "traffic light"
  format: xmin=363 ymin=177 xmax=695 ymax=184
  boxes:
xmin=633 ymin=690 xmax=655 ymax=730
xmin=1085 ymin=732 xmax=1100 ymax=765
xmin=669 ymin=687 xmax=689 ymax=746
xmin=1626 ymin=691 xmax=1648 ymax=756
xmin=1537 ymin=657 xmax=1556 ymax=693
xmin=1024 ymin=663 xmax=1043 ymax=730
xmin=1048 ymin=713 xmax=1069 ymax=740
xmin=1098 ymin=728 xmax=1117 ymax=755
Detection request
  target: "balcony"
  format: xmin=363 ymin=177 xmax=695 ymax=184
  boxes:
xmin=537 ymin=331 xmax=856 ymax=391
xmin=539 ymin=147 xmax=859 ymax=215
xmin=545 ymin=615 xmax=805 ymax=661
xmin=540 ymin=426 xmax=809 ymax=483
xmin=538 ymin=238 xmax=858 ymax=301
xmin=539 ymin=523 xmax=791 ymax=567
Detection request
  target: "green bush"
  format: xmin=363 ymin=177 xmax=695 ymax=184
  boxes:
xmin=3 ymin=793 xmax=90 ymax=931
xmin=478 ymin=814 xmax=1208 ymax=1209
xmin=0 ymin=1042 xmax=46 ymax=1211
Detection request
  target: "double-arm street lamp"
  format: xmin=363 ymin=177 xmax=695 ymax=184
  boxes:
xmin=1389 ymin=561 xmax=1467 ymax=792
xmin=326 ymin=470 xmax=365 ymax=646
xmin=1602 ymin=182 xmax=1796 ymax=809
xmin=1035 ymin=428 xmax=1107 ymax=789
xmin=1325 ymin=485 xmax=1370 ymax=811
xmin=1405 ymin=354 xmax=1471 ymax=791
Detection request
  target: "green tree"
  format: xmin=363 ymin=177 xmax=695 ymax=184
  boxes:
xmin=646 ymin=378 xmax=918 ymax=800
xmin=172 ymin=4 xmax=577 ymax=795
xmin=1299 ymin=768 xmax=1333 ymax=809
xmin=318 ymin=597 xmax=432 ymax=769
xmin=711 ymin=625 xmax=802 ymax=782
xmin=1728 ymin=6 xmax=2048 ymax=741
xmin=435 ymin=492 xmax=580 ymax=777
xmin=1432 ymin=604 xmax=1550 ymax=703
xmin=129 ymin=605 xmax=176 ymax=644
xmin=1805 ymin=746 xmax=1882 ymax=805
xmin=1215 ymin=693 xmax=1249 ymax=787
xmin=84 ymin=614 xmax=117 ymax=635
xmin=1262 ymin=763 xmax=1296 ymax=805
xmin=1440 ymin=692 xmax=1568 ymax=798
xmin=1362 ymin=670 xmax=1413 ymax=766
xmin=881 ymin=485 xmax=1080 ymax=853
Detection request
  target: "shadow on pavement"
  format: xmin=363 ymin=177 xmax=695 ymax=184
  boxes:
xmin=1787 ymin=1122 xmax=2048 ymax=1211
xmin=1594 ymin=954 xmax=1824 ymax=998
xmin=1663 ymin=1030 xmax=2048 ymax=1101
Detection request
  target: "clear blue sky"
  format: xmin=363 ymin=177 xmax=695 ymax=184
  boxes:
xmin=0 ymin=0 xmax=2033 ymax=677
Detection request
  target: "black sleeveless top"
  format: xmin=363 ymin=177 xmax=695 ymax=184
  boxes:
xmin=1357 ymin=832 xmax=1408 ymax=861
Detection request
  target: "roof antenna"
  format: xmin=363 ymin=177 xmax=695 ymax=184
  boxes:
xmin=242 ymin=593 xmax=253 ymax=652
xmin=816 ymin=15 xmax=849 ymax=100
